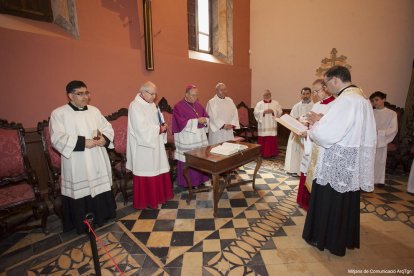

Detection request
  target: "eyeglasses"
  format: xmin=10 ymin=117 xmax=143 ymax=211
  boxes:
xmin=313 ymin=88 xmax=323 ymax=93
xmin=71 ymin=91 xmax=91 ymax=97
xmin=324 ymin=77 xmax=333 ymax=84
xmin=144 ymin=90 xmax=156 ymax=96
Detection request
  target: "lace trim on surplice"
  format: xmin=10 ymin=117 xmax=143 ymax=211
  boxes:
xmin=314 ymin=144 xmax=375 ymax=193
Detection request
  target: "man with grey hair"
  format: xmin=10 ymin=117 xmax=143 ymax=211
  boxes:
xmin=126 ymin=81 xmax=173 ymax=209
xmin=206 ymin=82 xmax=240 ymax=144
xmin=254 ymin=89 xmax=283 ymax=158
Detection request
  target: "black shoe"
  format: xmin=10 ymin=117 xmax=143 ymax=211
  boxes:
xmin=376 ymin=183 xmax=385 ymax=188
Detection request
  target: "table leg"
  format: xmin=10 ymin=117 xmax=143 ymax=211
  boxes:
xmin=184 ymin=164 xmax=193 ymax=204
xmin=252 ymin=156 xmax=262 ymax=192
xmin=212 ymin=174 xmax=220 ymax=217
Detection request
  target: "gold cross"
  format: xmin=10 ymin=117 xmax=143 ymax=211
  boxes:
xmin=316 ymin=48 xmax=352 ymax=76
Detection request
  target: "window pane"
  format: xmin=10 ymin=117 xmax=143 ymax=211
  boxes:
xmin=197 ymin=0 xmax=209 ymax=34
xmin=198 ymin=33 xmax=210 ymax=51
xmin=188 ymin=0 xmax=197 ymax=50
xmin=0 ymin=0 xmax=53 ymax=22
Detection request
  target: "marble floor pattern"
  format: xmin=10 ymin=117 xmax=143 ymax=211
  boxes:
xmin=1 ymin=160 xmax=413 ymax=275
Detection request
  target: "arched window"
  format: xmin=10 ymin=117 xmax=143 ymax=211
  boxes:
xmin=188 ymin=0 xmax=233 ymax=64
xmin=188 ymin=0 xmax=211 ymax=53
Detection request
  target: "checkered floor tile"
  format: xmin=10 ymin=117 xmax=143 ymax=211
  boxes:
xmin=2 ymin=157 xmax=414 ymax=275
xmin=119 ymin=163 xmax=297 ymax=264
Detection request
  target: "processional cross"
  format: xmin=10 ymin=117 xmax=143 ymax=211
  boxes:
xmin=316 ymin=48 xmax=352 ymax=76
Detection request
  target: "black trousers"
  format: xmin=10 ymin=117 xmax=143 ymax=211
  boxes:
xmin=62 ymin=191 xmax=117 ymax=234
xmin=302 ymin=181 xmax=360 ymax=256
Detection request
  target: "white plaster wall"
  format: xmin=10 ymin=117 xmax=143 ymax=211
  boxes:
xmin=250 ymin=0 xmax=414 ymax=109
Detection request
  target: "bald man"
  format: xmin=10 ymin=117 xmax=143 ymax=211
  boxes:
xmin=206 ymin=83 xmax=240 ymax=144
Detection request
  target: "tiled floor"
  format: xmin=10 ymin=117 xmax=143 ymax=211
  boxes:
xmin=1 ymin=159 xmax=413 ymax=275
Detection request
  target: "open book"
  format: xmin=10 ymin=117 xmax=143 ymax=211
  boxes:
xmin=275 ymin=114 xmax=308 ymax=135
xmin=210 ymin=142 xmax=248 ymax=156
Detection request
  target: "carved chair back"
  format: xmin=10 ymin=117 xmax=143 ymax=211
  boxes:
xmin=237 ymin=101 xmax=250 ymax=127
xmin=236 ymin=101 xmax=257 ymax=142
xmin=158 ymin=97 xmax=175 ymax=145
xmin=158 ymin=97 xmax=176 ymax=182
xmin=37 ymin=120 xmax=61 ymax=195
xmin=0 ymin=119 xmax=48 ymax=235
xmin=106 ymin=108 xmax=129 ymax=155
xmin=106 ymin=108 xmax=131 ymax=205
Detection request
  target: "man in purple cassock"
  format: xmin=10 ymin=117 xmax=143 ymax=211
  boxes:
xmin=172 ymin=84 xmax=210 ymax=188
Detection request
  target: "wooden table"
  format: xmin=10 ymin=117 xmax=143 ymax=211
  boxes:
xmin=183 ymin=141 xmax=262 ymax=217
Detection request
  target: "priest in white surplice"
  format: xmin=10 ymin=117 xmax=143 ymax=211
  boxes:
xmin=297 ymin=79 xmax=335 ymax=211
xmin=254 ymin=89 xmax=283 ymax=158
xmin=172 ymin=84 xmax=210 ymax=188
xmin=284 ymin=87 xmax=313 ymax=176
xmin=206 ymin=83 xmax=240 ymax=144
xmin=126 ymin=81 xmax=173 ymax=209
xmin=50 ymin=80 xmax=116 ymax=234
xmin=369 ymin=91 xmax=398 ymax=186
xmin=302 ymin=66 xmax=377 ymax=257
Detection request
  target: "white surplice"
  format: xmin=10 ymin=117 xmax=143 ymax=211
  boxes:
xmin=50 ymin=104 xmax=114 ymax=199
xmin=284 ymin=101 xmax=313 ymax=174
xmin=300 ymin=98 xmax=336 ymax=181
xmin=126 ymin=94 xmax=170 ymax=176
xmin=373 ymin=107 xmax=398 ymax=184
xmin=310 ymin=87 xmax=377 ymax=193
xmin=206 ymin=95 xmax=240 ymax=145
xmin=174 ymin=118 xmax=209 ymax=162
xmin=254 ymin=100 xmax=283 ymax=137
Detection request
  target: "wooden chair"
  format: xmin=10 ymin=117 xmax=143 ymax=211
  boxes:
xmin=384 ymin=102 xmax=408 ymax=172
xmin=106 ymin=108 xmax=133 ymax=205
xmin=236 ymin=101 xmax=257 ymax=142
xmin=0 ymin=119 xmax=49 ymax=236
xmin=248 ymin=105 xmax=258 ymax=141
xmin=37 ymin=119 xmax=63 ymax=220
xmin=158 ymin=97 xmax=177 ymax=182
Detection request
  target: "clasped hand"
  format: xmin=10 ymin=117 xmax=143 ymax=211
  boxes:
xmin=198 ymin=117 xmax=207 ymax=124
xmin=161 ymin=123 xmax=168 ymax=133
xmin=85 ymin=136 xmax=106 ymax=148
xmin=223 ymin=124 xmax=233 ymax=130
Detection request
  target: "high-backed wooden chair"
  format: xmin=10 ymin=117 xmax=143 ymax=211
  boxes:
xmin=0 ymin=119 xmax=49 ymax=236
xmin=384 ymin=102 xmax=407 ymax=171
xmin=37 ymin=119 xmax=63 ymax=220
xmin=106 ymin=108 xmax=133 ymax=205
xmin=158 ymin=97 xmax=177 ymax=182
xmin=236 ymin=101 xmax=257 ymax=142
